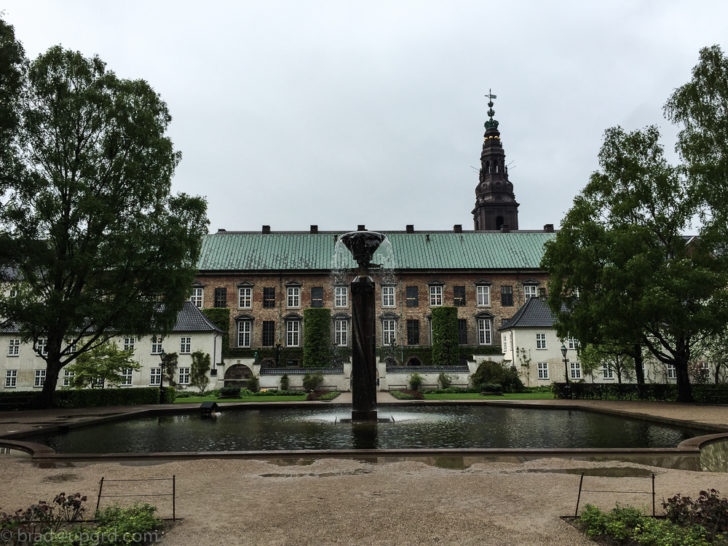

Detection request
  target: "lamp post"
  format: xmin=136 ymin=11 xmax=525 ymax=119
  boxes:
xmin=158 ymin=349 xmax=166 ymax=404
xmin=560 ymin=343 xmax=570 ymax=385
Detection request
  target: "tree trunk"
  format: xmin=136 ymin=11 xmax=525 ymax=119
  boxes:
xmin=675 ymin=361 xmax=694 ymax=403
xmin=633 ymin=344 xmax=645 ymax=384
xmin=37 ymin=358 xmax=61 ymax=408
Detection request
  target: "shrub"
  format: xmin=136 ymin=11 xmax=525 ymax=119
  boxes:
xmin=431 ymin=306 xmax=459 ymax=366
xmin=302 ymin=372 xmax=324 ymax=392
xmin=303 ymin=308 xmax=331 ymax=367
xmin=481 ymin=383 xmax=503 ymax=395
xmin=160 ymin=386 xmax=176 ymax=404
xmin=280 ymin=373 xmax=290 ymax=391
xmin=664 ymin=489 xmax=728 ymax=539
xmin=470 ymin=360 xmax=524 ymax=393
xmin=94 ymin=503 xmax=163 ymax=543
xmin=390 ymin=389 xmax=424 ymax=400
xmin=246 ymin=375 xmax=260 ymax=393
xmin=219 ymin=385 xmax=241 ymax=398
xmin=53 ymin=387 xmax=162 ymax=408
xmin=408 ymin=372 xmax=423 ymax=392
xmin=437 ymin=372 xmax=452 ymax=389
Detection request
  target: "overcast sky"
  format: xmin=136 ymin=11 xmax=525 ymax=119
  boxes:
xmin=3 ymin=1 xmax=727 ymax=233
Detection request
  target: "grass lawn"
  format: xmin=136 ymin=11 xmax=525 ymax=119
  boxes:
xmin=175 ymin=394 xmax=308 ymax=403
xmin=423 ymin=392 xmax=555 ymax=400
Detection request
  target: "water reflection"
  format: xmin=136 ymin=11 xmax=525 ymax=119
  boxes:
xmin=34 ymin=405 xmax=707 ymax=454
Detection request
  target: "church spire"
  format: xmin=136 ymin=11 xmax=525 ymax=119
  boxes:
xmin=472 ymin=91 xmax=519 ymax=231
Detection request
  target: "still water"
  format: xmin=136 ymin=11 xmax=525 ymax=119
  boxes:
xmin=34 ymin=406 xmax=707 ymax=453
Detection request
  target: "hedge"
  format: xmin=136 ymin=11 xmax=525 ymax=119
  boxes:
xmin=553 ymin=382 xmax=728 ymax=403
xmin=52 ymin=387 xmax=173 ymax=408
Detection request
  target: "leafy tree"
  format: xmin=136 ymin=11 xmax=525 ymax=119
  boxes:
xmin=698 ymin=329 xmax=728 ymax=383
xmin=543 ymin=53 xmax=728 ymax=402
xmin=0 ymin=18 xmax=24 ymax=163
xmin=64 ymin=341 xmax=140 ymax=388
xmin=578 ymin=343 xmax=634 ymax=384
xmin=0 ymin=44 xmax=208 ymax=407
xmin=431 ymin=306 xmax=459 ymax=366
xmin=189 ymin=351 xmax=211 ymax=394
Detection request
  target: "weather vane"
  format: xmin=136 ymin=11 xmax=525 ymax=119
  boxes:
xmin=485 ymin=88 xmax=496 ymax=120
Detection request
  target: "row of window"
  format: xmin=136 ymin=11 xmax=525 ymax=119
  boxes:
xmin=534 ymin=335 xmax=579 ymax=351
xmin=235 ymin=317 xmax=494 ymax=348
xmin=192 ymin=283 xmax=541 ymax=310
xmin=5 ymin=367 xmax=192 ymax=388
xmin=6 ymin=337 xmax=194 ymax=357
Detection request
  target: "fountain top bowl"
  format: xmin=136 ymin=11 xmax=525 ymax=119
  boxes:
xmin=340 ymin=231 xmax=386 ymax=270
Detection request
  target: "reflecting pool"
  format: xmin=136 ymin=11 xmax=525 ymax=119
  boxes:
xmin=33 ymin=405 xmax=708 ymax=453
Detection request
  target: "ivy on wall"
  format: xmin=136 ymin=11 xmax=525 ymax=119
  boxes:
xmin=431 ymin=306 xmax=459 ymax=366
xmin=202 ymin=308 xmax=230 ymax=349
xmin=303 ymin=308 xmax=331 ymax=367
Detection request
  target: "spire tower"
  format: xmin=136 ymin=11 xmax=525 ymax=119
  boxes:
xmin=472 ymin=91 xmax=519 ymax=231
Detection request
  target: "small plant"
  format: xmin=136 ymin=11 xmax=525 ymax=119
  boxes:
xmin=280 ymin=373 xmax=290 ymax=391
xmin=95 ymin=502 xmax=162 ymax=542
xmin=246 ymin=375 xmax=260 ymax=393
xmin=437 ymin=372 xmax=452 ymax=389
xmin=302 ymin=372 xmax=324 ymax=392
xmin=408 ymin=372 xmax=423 ymax=392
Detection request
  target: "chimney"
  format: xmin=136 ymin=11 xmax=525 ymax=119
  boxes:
xmin=406 ymin=225 xmax=414 ymax=233
xmin=262 ymin=225 xmax=271 ymax=234
xmin=310 ymin=225 xmax=318 ymax=234
xmin=357 ymin=224 xmax=366 ymax=231
xmin=217 ymin=228 xmax=226 ymax=233
xmin=453 ymin=224 xmax=462 ymax=233
xmin=544 ymin=224 xmax=554 ymax=233
xmin=539 ymin=287 xmax=547 ymax=300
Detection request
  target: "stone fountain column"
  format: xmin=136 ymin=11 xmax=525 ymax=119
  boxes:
xmin=341 ymin=231 xmax=386 ymax=423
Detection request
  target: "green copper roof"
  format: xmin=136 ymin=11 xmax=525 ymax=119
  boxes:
xmin=197 ymin=231 xmax=556 ymax=272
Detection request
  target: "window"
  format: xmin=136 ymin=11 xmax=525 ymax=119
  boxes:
xmin=178 ymin=367 xmax=190 ymax=385
xmin=383 ymin=319 xmax=396 ymax=345
xmin=335 ymin=319 xmax=348 ymax=346
xmin=405 ymin=286 xmax=419 ymax=307
xmin=311 ymin=287 xmax=324 ymax=308
xmin=537 ymin=362 xmax=549 ymax=380
xmin=477 ymin=318 xmax=492 ymax=345
xmin=63 ymin=369 xmax=74 ymax=387
xmin=453 ymin=286 xmax=466 ymax=306
xmin=214 ymin=287 xmax=227 ymax=308
xmin=567 ymin=336 xmax=579 ymax=350
xmin=287 ymin=287 xmax=300 ymax=308
xmin=429 ymin=285 xmax=443 ymax=306
xmin=8 ymin=288 xmax=17 ymax=298
xmin=237 ymin=321 xmax=251 ymax=348
xmin=151 ymin=335 xmax=163 ymax=355
xmin=570 ymin=362 xmax=582 ymax=380
xmin=382 ymin=286 xmax=395 ymax=307
xmin=458 ymin=319 xmax=468 ymax=345
xmin=36 ymin=337 xmax=48 ymax=356
xmin=190 ymin=287 xmax=203 ymax=308
xmin=34 ymin=369 xmax=46 ymax=388
xmin=238 ymin=287 xmax=252 ymax=308
xmin=263 ymin=287 xmax=276 ymax=308
xmin=523 ymin=284 xmax=538 ymax=299
xmin=150 ymin=367 xmax=161 ymax=386
xmin=536 ymin=333 xmax=546 ymax=349
xmin=65 ymin=338 xmax=77 ymax=353
xmin=667 ymin=364 xmax=677 ymax=379
xmin=602 ymin=365 xmax=614 ymax=379
xmin=8 ymin=338 xmax=19 ymax=357
xmin=286 ymin=320 xmax=300 ymax=347
xmin=406 ymin=319 xmax=420 ymax=345
xmin=476 ymin=285 xmax=491 ymax=306
xmin=121 ymin=367 xmax=133 ymax=386
xmin=123 ymin=337 xmax=135 ymax=352
xmin=180 ymin=336 xmax=191 ymax=353
xmin=501 ymin=286 xmax=514 ymax=306
xmin=5 ymin=370 xmax=17 ymax=388
xmin=262 ymin=321 xmax=276 ymax=347
xmin=334 ymin=286 xmax=348 ymax=307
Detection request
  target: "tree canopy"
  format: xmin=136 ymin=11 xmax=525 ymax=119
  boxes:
xmin=542 ymin=46 xmax=728 ymax=403
xmin=0 ymin=25 xmax=208 ymax=407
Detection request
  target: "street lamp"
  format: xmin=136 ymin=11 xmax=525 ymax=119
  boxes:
xmin=560 ymin=344 xmax=570 ymax=385
xmin=158 ymin=349 xmax=166 ymax=404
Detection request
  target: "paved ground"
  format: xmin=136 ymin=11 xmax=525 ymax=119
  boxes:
xmin=1 ymin=396 xmax=727 ymax=545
